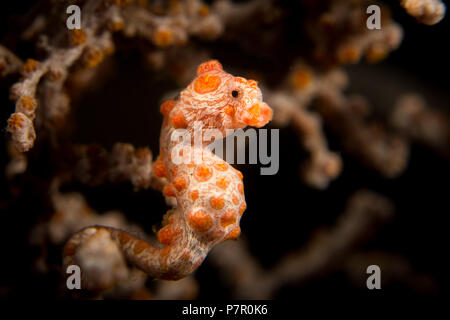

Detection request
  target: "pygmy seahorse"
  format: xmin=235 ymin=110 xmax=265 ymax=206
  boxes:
xmin=63 ymin=60 xmax=272 ymax=281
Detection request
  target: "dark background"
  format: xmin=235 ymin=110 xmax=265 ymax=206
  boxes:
xmin=0 ymin=0 xmax=449 ymax=300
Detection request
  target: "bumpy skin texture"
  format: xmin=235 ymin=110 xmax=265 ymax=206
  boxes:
xmin=63 ymin=60 xmax=272 ymax=281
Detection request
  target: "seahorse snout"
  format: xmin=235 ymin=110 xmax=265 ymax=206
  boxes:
xmin=241 ymin=102 xmax=273 ymax=128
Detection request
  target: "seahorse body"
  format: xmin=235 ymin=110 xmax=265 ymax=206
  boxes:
xmin=63 ymin=60 xmax=272 ymax=281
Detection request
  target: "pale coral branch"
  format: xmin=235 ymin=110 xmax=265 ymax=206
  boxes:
xmin=317 ymin=91 xmax=410 ymax=178
xmin=28 ymin=179 xmax=149 ymax=292
xmin=6 ymin=0 xmax=117 ymax=152
xmin=401 ymin=0 xmax=446 ymax=25
xmin=391 ymin=93 xmax=450 ymax=158
xmin=63 ymin=143 xmax=155 ymax=189
xmin=151 ymin=276 xmax=199 ymax=300
xmin=268 ymin=91 xmax=342 ymax=189
xmin=304 ymin=1 xmax=403 ymax=65
xmin=209 ymin=190 xmax=394 ymax=299
xmin=344 ymin=251 xmax=438 ymax=293
xmin=0 ymin=45 xmax=23 ymax=77
xmin=4 ymin=140 xmax=27 ymax=179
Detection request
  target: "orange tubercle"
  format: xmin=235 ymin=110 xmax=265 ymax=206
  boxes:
xmin=247 ymin=79 xmax=258 ymax=88
xmin=157 ymin=225 xmax=182 ymax=245
xmin=292 ymin=69 xmax=312 ymax=89
xmin=17 ymin=96 xmax=37 ymax=114
xmin=84 ymin=49 xmax=104 ymax=68
xmin=193 ymin=74 xmax=221 ymax=94
xmin=214 ymin=162 xmax=228 ymax=171
xmin=234 ymin=169 xmax=243 ymax=180
xmin=189 ymin=190 xmax=199 ymax=201
xmin=337 ymin=45 xmax=361 ymax=64
xmin=153 ymin=159 xmax=168 ymax=178
xmin=21 ymin=59 xmax=40 ymax=75
xmin=187 ymin=209 xmax=214 ymax=233
xmin=194 ymin=165 xmax=213 ymax=182
xmin=170 ymin=166 xmax=178 ymax=178
xmin=216 ymin=176 xmax=230 ymax=189
xmin=173 ymin=175 xmax=188 ymax=192
xmin=163 ymin=184 xmax=176 ymax=197
xmin=224 ymin=105 xmax=235 ymax=116
xmin=220 ymin=209 xmax=236 ymax=228
xmin=210 ymin=195 xmax=225 ymax=210
xmin=154 ymin=28 xmax=173 ymax=47
xmin=232 ymin=194 xmax=240 ymax=205
xmin=160 ymin=100 xmax=176 ymax=116
xmin=170 ymin=110 xmax=188 ymax=129
xmin=237 ymin=182 xmax=244 ymax=195
xmin=197 ymin=60 xmax=223 ymax=75
xmin=70 ymin=29 xmax=86 ymax=45
xmin=239 ymin=202 xmax=247 ymax=216
xmin=225 ymin=226 xmax=241 ymax=240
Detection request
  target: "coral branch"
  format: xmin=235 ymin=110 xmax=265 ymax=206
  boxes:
xmin=317 ymin=91 xmax=410 ymax=177
xmin=0 ymin=45 xmax=23 ymax=77
xmin=344 ymin=251 xmax=437 ymax=293
xmin=59 ymin=143 xmax=154 ymax=189
xmin=268 ymin=91 xmax=341 ymax=189
xmin=391 ymin=93 xmax=450 ymax=158
xmin=401 ymin=0 xmax=446 ymax=25
xmin=6 ymin=0 xmax=117 ymax=152
xmin=210 ymin=190 xmax=394 ymax=298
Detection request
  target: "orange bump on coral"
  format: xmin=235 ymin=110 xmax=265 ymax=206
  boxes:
xmin=16 ymin=96 xmax=37 ymax=118
xmin=291 ymin=69 xmax=313 ymax=89
xmin=70 ymin=29 xmax=86 ymax=45
xmin=7 ymin=112 xmax=36 ymax=152
xmin=337 ymin=45 xmax=361 ymax=64
xmin=153 ymin=28 xmax=173 ymax=47
xmin=21 ymin=59 xmax=40 ymax=75
xmin=198 ymin=5 xmax=210 ymax=17
xmin=83 ymin=48 xmax=104 ymax=68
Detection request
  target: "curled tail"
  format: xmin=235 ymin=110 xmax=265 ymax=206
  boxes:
xmin=63 ymin=221 xmax=206 ymax=282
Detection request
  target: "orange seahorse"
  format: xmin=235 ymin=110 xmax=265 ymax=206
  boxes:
xmin=63 ymin=60 xmax=272 ymax=281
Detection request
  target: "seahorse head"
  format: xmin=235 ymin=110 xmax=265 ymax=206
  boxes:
xmin=180 ymin=60 xmax=272 ymax=131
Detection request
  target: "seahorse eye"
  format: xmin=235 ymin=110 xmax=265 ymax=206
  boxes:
xmin=231 ymin=90 xmax=239 ymax=98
